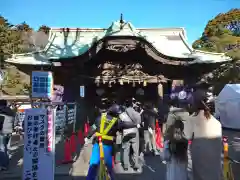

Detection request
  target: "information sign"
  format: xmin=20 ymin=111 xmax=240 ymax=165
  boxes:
xmin=80 ymin=85 xmax=85 ymax=98
xmin=31 ymin=71 xmax=53 ymax=99
xmin=23 ymin=108 xmax=55 ymax=180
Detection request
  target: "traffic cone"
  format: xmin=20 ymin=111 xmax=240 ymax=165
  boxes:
xmin=84 ymin=122 xmax=89 ymax=137
xmin=156 ymin=120 xmax=163 ymax=149
xmin=78 ymin=130 xmax=84 ymax=145
xmin=112 ymin=156 xmax=115 ymax=168
xmin=57 ymin=138 xmax=73 ymax=165
xmin=70 ymin=133 xmax=76 ymax=154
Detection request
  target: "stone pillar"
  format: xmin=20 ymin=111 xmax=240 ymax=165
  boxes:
xmin=157 ymin=83 xmax=165 ymax=146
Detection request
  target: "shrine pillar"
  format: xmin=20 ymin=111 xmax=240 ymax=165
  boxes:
xmin=157 ymin=83 xmax=163 ymax=99
xmin=157 ymin=83 xmax=163 ymax=118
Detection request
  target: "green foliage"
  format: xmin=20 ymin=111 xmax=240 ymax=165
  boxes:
xmin=1 ymin=65 xmax=30 ymax=95
xmin=193 ymin=9 xmax=240 ymax=89
xmin=0 ymin=15 xmax=49 ymax=95
xmin=15 ymin=22 xmax=33 ymax=32
xmin=38 ymin=25 xmax=50 ymax=34
xmin=193 ymin=9 xmax=240 ymax=58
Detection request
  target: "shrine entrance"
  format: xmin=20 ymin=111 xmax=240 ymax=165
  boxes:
xmin=82 ymin=59 xmax=171 ymax=113
xmin=57 ymin=37 xmax=190 ymax=123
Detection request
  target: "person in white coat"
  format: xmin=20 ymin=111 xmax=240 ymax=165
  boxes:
xmin=184 ymin=90 xmax=222 ymax=180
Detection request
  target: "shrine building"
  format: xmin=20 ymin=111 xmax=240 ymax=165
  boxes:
xmin=5 ymin=17 xmax=231 ymax=122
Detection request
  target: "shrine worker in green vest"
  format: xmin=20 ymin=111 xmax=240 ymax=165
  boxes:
xmin=86 ymin=104 xmax=134 ymax=180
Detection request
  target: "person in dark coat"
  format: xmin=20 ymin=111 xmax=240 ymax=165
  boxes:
xmin=121 ymin=99 xmax=141 ymax=170
xmin=0 ymin=100 xmax=16 ymax=170
xmin=141 ymin=101 xmax=159 ymax=155
xmin=164 ymin=91 xmax=191 ymax=141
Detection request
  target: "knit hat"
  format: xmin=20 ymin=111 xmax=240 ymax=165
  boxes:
xmin=192 ymin=89 xmax=209 ymax=104
xmin=108 ymin=104 xmax=122 ymax=115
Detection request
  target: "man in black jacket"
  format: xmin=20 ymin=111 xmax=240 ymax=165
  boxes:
xmin=0 ymin=100 xmax=16 ymax=170
xmin=142 ymin=102 xmax=159 ymax=156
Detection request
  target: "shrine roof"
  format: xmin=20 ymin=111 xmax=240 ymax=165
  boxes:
xmin=6 ymin=20 xmax=231 ymax=65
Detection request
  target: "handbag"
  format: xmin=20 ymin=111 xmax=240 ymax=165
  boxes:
xmin=163 ymin=140 xmax=171 ymax=161
xmin=0 ymin=116 xmax=4 ymax=131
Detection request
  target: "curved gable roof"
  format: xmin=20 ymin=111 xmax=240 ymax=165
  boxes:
xmin=44 ymin=21 xmax=193 ymax=59
xmin=5 ymin=20 xmax=231 ymax=65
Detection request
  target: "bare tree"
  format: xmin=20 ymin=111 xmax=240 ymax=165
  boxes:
xmin=20 ymin=31 xmax=49 ymax=52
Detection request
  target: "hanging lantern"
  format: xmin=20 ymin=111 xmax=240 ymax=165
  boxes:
xmin=95 ymin=77 xmax=101 ymax=87
xmin=133 ymin=81 xmax=136 ymax=87
xmin=136 ymin=88 xmax=144 ymax=95
xmin=96 ymin=88 xmax=105 ymax=96
xmin=119 ymin=79 xmax=123 ymax=85
xmin=157 ymin=83 xmax=163 ymax=97
xmin=143 ymin=80 xmax=147 ymax=87
xmin=95 ymin=79 xmax=100 ymax=87
xmin=127 ymin=79 xmax=130 ymax=84
xmin=108 ymin=82 xmax=112 ymax=87
xmin=138 ymin=80 xmax=141 ymax=84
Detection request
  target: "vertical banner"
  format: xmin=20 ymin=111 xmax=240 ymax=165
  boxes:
xmin=23 ymin=108 xmax=55 ymax=180
xmin=31 ymin=71 xmax=54 ymax=99
xmin=80 ymin=85 xmax=85 ymax=98
xmin=47 ymin=108 xmax=55 ymax=153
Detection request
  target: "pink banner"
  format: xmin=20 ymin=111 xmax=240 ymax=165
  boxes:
xmin=47 ymin=109 xmax=54 ymax=152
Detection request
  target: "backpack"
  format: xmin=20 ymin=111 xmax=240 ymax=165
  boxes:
xmin=169 ymin=127 xmax=187 ymax=154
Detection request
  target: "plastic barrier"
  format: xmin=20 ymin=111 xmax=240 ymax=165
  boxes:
xmin=58 ymin=138 xmax=74 ymax=164
xmin=84 ymin=121 xmax=90 ymax=137
xmin=70 ymin=133 xmax=77 ymax=154
xmin=78 ymin=130 xmax=84 ymax=145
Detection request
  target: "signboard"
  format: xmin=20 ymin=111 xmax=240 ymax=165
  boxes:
xmin=55 ymin=105 xmax=66 ymax=134
xmin=0 ymin=70 xmax=4 ymax=85
xmin=80 ymin=85 xmax=85 ymax=98
xmin=31 ymin=71 xmax=53 ymax=99
xmin=16 ymin=104 xmax=32 ymax=127
xmin=67 ymin=104 xmax=75 ymax=124
xmin=23 ymin=108 xmax=55 ymax=180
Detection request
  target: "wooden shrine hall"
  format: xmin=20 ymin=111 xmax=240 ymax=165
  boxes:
xmin=6 ymin=15 xmax=231 ymax=121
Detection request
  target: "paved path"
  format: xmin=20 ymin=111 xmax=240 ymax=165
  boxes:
xmin=1 ymin=134 xmax=166 ymax=180
xmin=1 ymin=129 xmax=240 ymax=180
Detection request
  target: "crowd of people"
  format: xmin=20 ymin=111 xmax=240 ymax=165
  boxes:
xmin=86 ymin=87 xmax=223 ymax=180
xmin=0 ymin=86 xmax=223 ymax=180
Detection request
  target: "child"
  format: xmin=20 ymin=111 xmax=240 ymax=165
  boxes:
xmin=163 ymin=120 xmax=188 ymax=180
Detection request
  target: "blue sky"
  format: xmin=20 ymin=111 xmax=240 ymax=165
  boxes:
xmin=1 ymin=0 xmax=239 ymax=44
